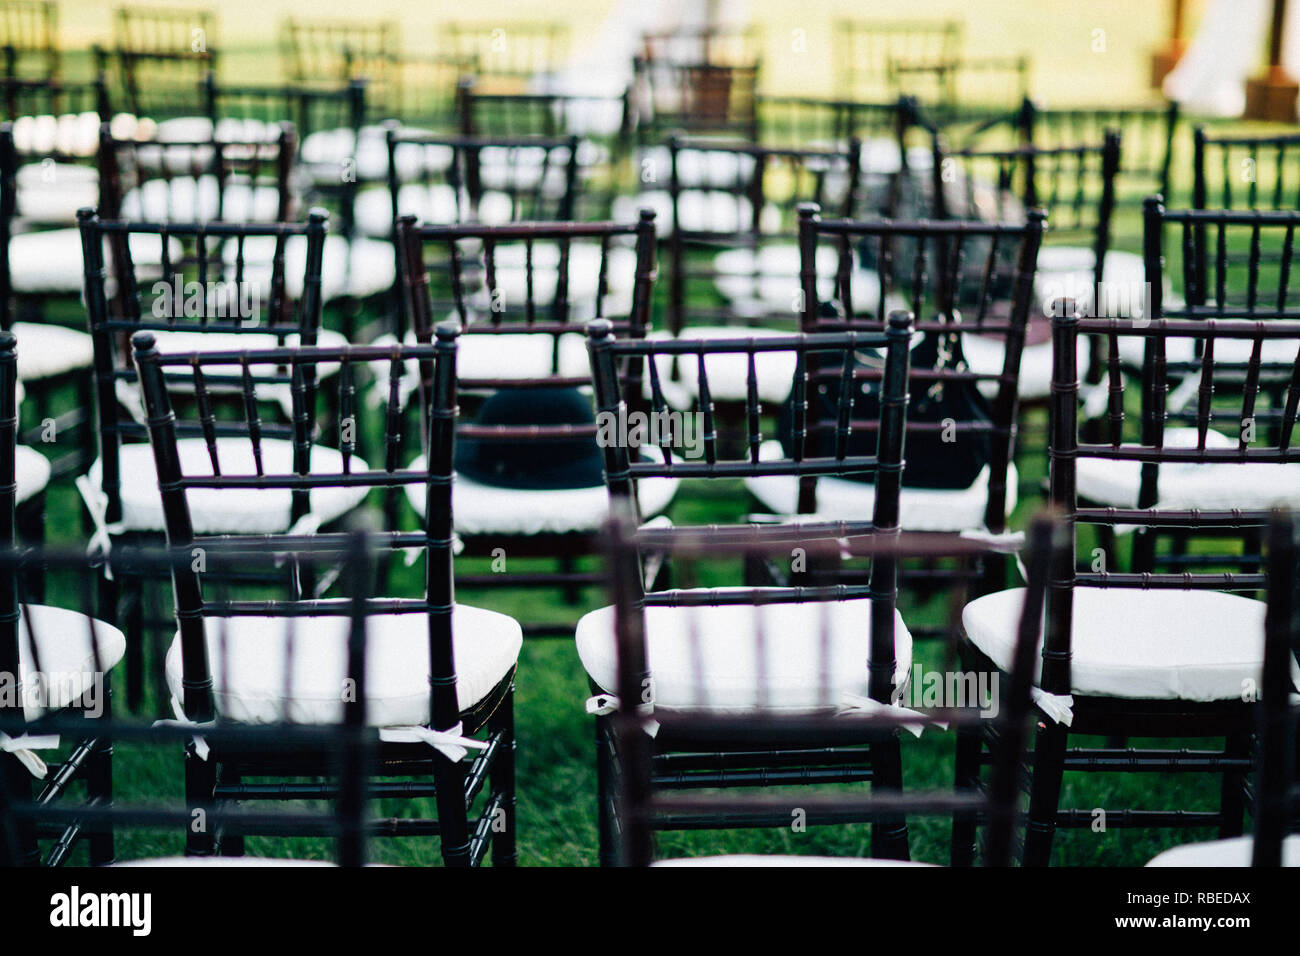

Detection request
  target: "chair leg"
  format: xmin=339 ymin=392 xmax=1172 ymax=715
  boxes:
xmin=0 ymin=752 xmax=40 ymax=865
xmin=432 ymin=753 xmax=472 ymax=867
xmin=489 ymin=684 xmax=517 ymax=867
xmin=595 ymin=714 xmax=619 ymax=867
xmin=86 ymin=733 xmax=114 ymax=865
xmin=120 ymin=575 xmax=145 ymax=714
xmin=218 ymin=765 xmax=245 ymax=857
xmin=869 ymin=734 xmax=910 ymax=861
xmin=1218 ymin=730 xmax=1250 ymax=839
xmin=184 ymin=745 xmax=217 ymax=856
xmin=1022 ymin=719 xmax=1068 ymax=867
xmin=950 ymin=723 xmax=983 ymax=866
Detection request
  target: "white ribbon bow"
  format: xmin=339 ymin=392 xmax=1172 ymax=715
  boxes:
xmin=0 ymin=731 xmax=60 ymax=779
xmin=837 ymin=693 xmax=943 ymax=739
xmin=152 ymin=695 xmax=214 ymax=760
xmin=1031 ymin=688 xmax=1075 ymax=726
xmin=75 ymin=475 xmax=127 ymax=579
xmin=584 ymin=694 xmax=660 ymax=737
xmin=379 ymin=723 xmax=488 ymax=762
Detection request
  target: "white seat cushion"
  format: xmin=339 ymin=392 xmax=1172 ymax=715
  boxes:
xmin=11 ymin=112 xmax=107 ymax=158
xmin=223 ymin=234 xmax=395 ymax=302
xmin=655 ymin=855 xmax=934 ymax=867
xmin=300 ymin=125 xmax=434 ymax=184
xmin=403 ymin=457 xmax=679 ymax=535
xmin=164 ymin=605 xmax=522 ymax=723
xmin=646 ymin=326 xmax=800 ymax=407
xmin=745 ymin=441 xmax=1017 ymax=532
xmin=576 ymin=589 xmax=912 ymax=712
xmin=356 ymin=185 xmax=520 ymax=238
xmin=15 ymin=162 xmax=98 ymax=225
xmin=1076 ymin=427 xmax=1300 ymax=509
xmin=87 ymin=439 xmax=370 ymax=535
xmin=1035 ymin=248 xmax=1148 ymax=317
xmin=15 ymin=445 xmax=51 ymax=504
xmin=1146 ymin=834 xmax=1300 ymax=867
xmin=612 ymin=190 xmax=780 ymax=237
xmin=963 ymin=586 xmax=1283 ymax=701
xmin=712 ymin=244 xmax=891 ymax=319
xmin=121 ymin=176 xmax=285 ymax=222
xmin=961 ymin=331 xmax=1089 ymax=402
xmin=8 ymin=605 xmax=127 ymax=719
xmin=1115 ymin=328 xmax=1300 ymax=370
xmin=11 ymin=322 xmax=94 ymax=380
xmin=9 ymin=229 xmax=183 ymax=296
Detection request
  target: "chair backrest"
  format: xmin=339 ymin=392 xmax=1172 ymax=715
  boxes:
xmin=443 ymin=21 xmax=568 ymax=89
xmin=607 ymin=511 xmax=1063 ymax=866
xmin=0 ymin=72 xmax=111 ymax=127
xmin=131 ymin=329 xmax=460 ymax=735
xmin=1145 ymin=199 xmax=1300 ymax=321
xmin=631 ymin=56 xmax=760 ymax=143
xmin=756 ymin=94 xmax=912 ymax=156
xmin=0 ymin=537 xmax=376 ymax=867
xmin=78 ymin=208 xmax=328 ymax=525
xmin=1048 ymin=306 xmax=1300 ymax=673
xmin=1022 ymin=99 xmax=1178 ymax=207
xmin=0 ymin=0 xmax=59 ymax=80
xmin=834 ymin=19 xmax=963 ymax=102
xmin=280 ymin=16 xmax=398 ymax=89
xmin=395 ymin=212 xmax=657 ymax=356
xmin=98 ymin=120 xmax=295 ymax=223
xmin=892 ymin=55 xmax=1030 ymax=120
xmin=386 ymin=126 xmax=580 ymax=228
xmin=797 ymin=205 xmax=1044 ymax=527
xmin=1193 ymin=127 xmax=1300 ymax=213
xmin=1258 ymin=513 xmax=1300 ymax=866
xmin=110 ymin=5 xmax=216 ymax=120
xmin=368 ymin=52 xmax=476 ymax=127
xmin=663 ymin=136 xmax=864 ymax=334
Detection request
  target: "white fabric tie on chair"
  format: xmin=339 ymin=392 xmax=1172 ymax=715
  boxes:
xmin=959 ymin=528 xmax=1029 ymax=583
xmin=584 ymin=694 xmax=660 ymax=737
xmin=836 ymin=692 xmax=943 ymax=738
xmin=1031 ymin=687 xmax=1075 ymax=726
xmin=378 ymin=723 xmax=488 ymax=762
xmin=75 ymin=475 xmax=127 ymax=579
xmin=1080 ymin=382 xmax=1110 ymax=422
xmin=0 ymin=731 xmax=59 ymax=779
xmin=152 ymin=695 xmax=214 ymax=760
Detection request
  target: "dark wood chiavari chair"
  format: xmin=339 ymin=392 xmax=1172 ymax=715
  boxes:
xmin=0 ymin=330 xmax=121 ymax=866
xmin=443 ymin=21 xmax=569 ymax=93
xmin=630 ymin=56 xmax=760 ymax=146
xmin=583 ymin=314 xmax=915 ymax=862
xmin=1145 ymin=511 xmax=1300 ymax=867
xmin=1193 ymin=127 xmax=1300 ymax=213
xmin=0 ymin=0 xmax=58 ymax=81
xmin=789 ymin=205 xmax=1042 ymax=628
xmin=968 ymin=305 xmax=1300 ymax=865
xmin=77 ymin=209 xmax=336 ymax=712
xmin=661 ymin=136 xmax=865 ymax=338
xmin=280 ymin=16 xmax=398 ymax=92
xmin=106 ymin=6 xmax=217 ymax=122
xmin=834 ymin=19 xmax=963 ymax=104
xmin=609 ymin=513 xmax=1063 ymax=866
xmin=393 ymin=213 xmax=661 ymax=635
xmin=0 ymin=533 xmax=377 ymax=866
xmin=131 ymin=328 xmax=520 ymax=865
xmin=357 ymin=50 xmax=476 ymax=129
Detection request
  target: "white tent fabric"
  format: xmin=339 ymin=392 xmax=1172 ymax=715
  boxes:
xmin=1163 ymin=0 xmax=1300 ymax=118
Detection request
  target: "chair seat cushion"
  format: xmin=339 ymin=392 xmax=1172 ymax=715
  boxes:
xmin=1034 ymin=248 xmax=1148 ymax=317
xmin=961 ymin=331 xmax=1089 ymax=401
xmin=16 ymin=445 xmax=51 ymax=504
xmin=403 ymin=456 xmax=679 ymax=535
xmin=15 ymin=162 xmax=99 ymax=225
xmin=963 ymin=586 xmax=1279 ymax=701
xmin=1145 ymin=834 xmax=1300 ymax=867
xmin=223 ymin=234 xmax=395 ymax=301
xmin=11 ymin=321 xmax=94 ymax=380
xmin=1076 ymin=427 xmax=1300 ymax=509
xmin=711 ymin=244 xmax=889 ymax=319
xmin=87 ymin=439 xmax=369 ymax=535
xmin=300 ymin=125 xmax=433 ymax=184
xmin=655 ymin=855 xmax=934 ymax=867
xmin=164 ymin=605 xmax=522 ymax=723
xmin=1115 ymin=329 xmax=1299 ymax=369
xmin=121 ymin=176 xmax=285 ymax=222
xmin=646 ymin=326 xmax=799 ymax=406
xmin=9 ymin=229 xmax=183 ymax=296
xmin=745 ymin=441 xmax=1017 ymax=531
xmin=9 ymin=605 xmax=127 ymax=718
xmin=576 ymin=589 xmax=913 ymax=712
xmin=354 ymin=185 xmax=517 ymax=237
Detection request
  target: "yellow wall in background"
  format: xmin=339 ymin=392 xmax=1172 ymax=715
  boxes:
xmin=51 ymin=0 xmax=1189 ymax=105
